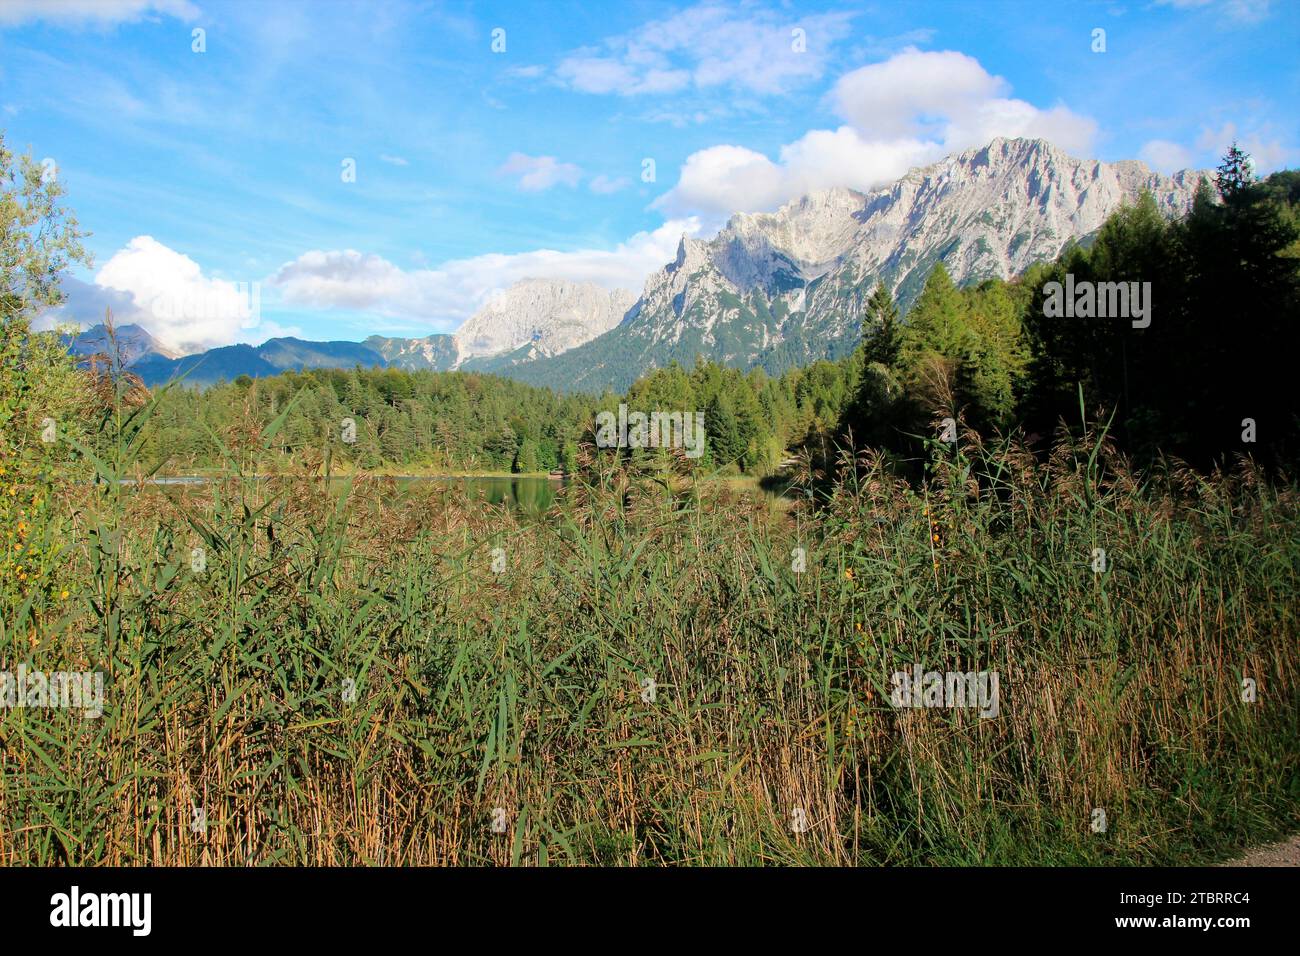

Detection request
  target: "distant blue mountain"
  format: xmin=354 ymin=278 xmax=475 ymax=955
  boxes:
xmin=65 ymin=327 xmax=390 ymax=387
xmin=130 ymin=344 xmax=285 ymax=386
xmin=63 ymin=323 xmax=175 ymax=367
xmin=246 ymin=337 xmax=389 ymax=374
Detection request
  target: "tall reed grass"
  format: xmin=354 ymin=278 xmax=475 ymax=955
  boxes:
xmin=1 ymin=396 xmax=1297 ymax=865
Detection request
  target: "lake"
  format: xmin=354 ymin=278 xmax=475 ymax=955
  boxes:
xmin=117 ymin=474 xmax=789 ymax=513
xmin=402 ymin=476 xmax=560 ymax=512
xmin=118 ymin=474 xmax=563 ymax=511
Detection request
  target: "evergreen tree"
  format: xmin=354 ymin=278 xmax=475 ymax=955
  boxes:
xmin=513 ymin=438 xmax=540 ymax=473
xmin=1215 ymin=142 xmax=1254 ymax=201
xmin=560 ymin=440 xmax=579 ymax=475
xmin=901 ymin=264 xmax=972 ymax=362
xmin=862 ymin=281 xmax=901 ymax=367
xmin=484 ymin=421 xmax=520 ymax=469
xmin=705 ymin=393 xmax=744 ymax=467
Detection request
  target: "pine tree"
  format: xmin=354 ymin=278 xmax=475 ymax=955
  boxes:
xmin=513 ymin=438 xmax=539 ymax=474
xmin=705 ymin=394 xmax=743 ymax=467
xmin=560 ymin=440 xmax=579 ymax=475
xmin=903 ymin=264 xmax=971 ymax=360
xmin=862 ymin=281 xmax=900 ymax=367
xmin=1215 ymin=142 xmax=1254 ymax=201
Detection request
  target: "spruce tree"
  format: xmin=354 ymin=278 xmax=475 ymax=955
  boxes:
xmin=705 ymin=393 xmax=744 ymax=467
xmin=1215 ymin=142 xmax=1254 ymax=201
xmin=863 ymin=280 xmax=900 ymax=367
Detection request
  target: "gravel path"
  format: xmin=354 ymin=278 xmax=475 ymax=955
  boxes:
xmin=1220 ymin=834 xmax=1300 ymax=867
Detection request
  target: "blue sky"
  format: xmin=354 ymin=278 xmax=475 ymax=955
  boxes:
xmin=1 ymin=0 xmax=1295 ymax=352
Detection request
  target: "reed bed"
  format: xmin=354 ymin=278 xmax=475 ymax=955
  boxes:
xmin=1 ymin=415 xmax=1297 ymax=866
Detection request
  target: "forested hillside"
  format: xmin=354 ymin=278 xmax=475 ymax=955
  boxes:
xmin=83 ymin=149 xmax=1299 ymax=479
xmin=130 ymin=358 xmax=858 ymax=475
xmin=844 ymin=150 xmax=1300 ymax=469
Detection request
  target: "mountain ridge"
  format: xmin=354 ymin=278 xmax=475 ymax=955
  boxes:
xmin=63 ymin=138 xmax=1210 ymax=391
xmin=497 ymin=137 xmax=1207 ymax=391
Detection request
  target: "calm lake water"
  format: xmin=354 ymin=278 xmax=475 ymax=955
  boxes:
xmin=404 ymin=476 xmax=560 ymax=512
xmin=120 ymin=474 xmax=787 ymax=513
xmin=118 ymin=475 xmax=563 ymax=511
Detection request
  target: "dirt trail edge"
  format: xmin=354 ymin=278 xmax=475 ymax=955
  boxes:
xmin=1219 ymin=834 xmax=1300 ymax=867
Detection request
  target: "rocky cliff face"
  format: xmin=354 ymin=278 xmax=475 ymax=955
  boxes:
xmin=453 ymin=278 xmax=636 ymax=361
xmin=365 ymin=278 xmax=636 ymax=372
xmin=503 ymin=137 xmax=1207 ymax=392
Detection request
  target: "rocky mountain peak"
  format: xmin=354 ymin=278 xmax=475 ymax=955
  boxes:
xmin=66 ymin=322 xmax=179 ymax=364
xmin=452 ymin=277 xmax=636 ymax=362
xmin=79 ymin=138 xmax=1216 ymax=394
xmin=504 ymin=137 xmax=1210 ymax=393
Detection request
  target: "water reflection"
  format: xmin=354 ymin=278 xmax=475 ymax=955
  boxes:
xmin=438 ymin=477 xmax=558 ymax=513
xmin=118 ymin=474 xmax=786 ymax=514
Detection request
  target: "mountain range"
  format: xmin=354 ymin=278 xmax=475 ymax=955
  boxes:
xmin=68 ymin=278 xmax=635 ymax=387
xmin=363 ymin=278 xmax=636 ymax=376
xmin=65 ymin=138 xmax=1206 ymax=392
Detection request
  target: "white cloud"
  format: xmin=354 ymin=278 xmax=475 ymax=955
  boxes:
xmin=589 ymin=174 xmax=631 ymax=195
xmin=45 ymin=222 xmax=706 ymax=352
xmin=497 ymin=152 xmax=582 ymax=191
xmin=1130 ymin=121 xmax=1294 ymax=180
xmin=1197 ymin=121 xmax=1292 ymax=173
xmin=37 ymin=277 xmax=138 ymax=333
xmin=1223 ymin=0 xmax=1271 ymax=21
xmin=555 ymin=3 xmax=856 ymax=97
xmin=557 ymin=57 xmax=689 ymax=96
xmin=1156 ymin=0 xmax=1271 ymax=23
xmin=831 ymin=49 xmax=1004 ymax=139
xmin=944 ymin=100 xmax=1096 ymax=156
xmin=41 ymin=236 xmax=275 ymax=355
xmin=267 ymin=250 xmax=411 ymax=312
xmin=0 ymin=0 xmax=199 ymax=26
xmin=850 ymin=28 xmax=938 ymax=60
xmin=776 ymin=129 xmax=936 ymax=199
xmin=658 ymin=144 xmax=792 ymax=218
xmin=505 ymin=65 xmax=546 ymax=80
xmin=645 ymin=108 xmax=722 ymax=127
xmin=268 ymin=219 xmax=701 ymax=328
xmin=378 ymin=154 xmax=409 ymax=167
xmin=1139 ymin=139 xmax=1196 ymax=173
xmin=654 ymin=47 xmax=1098 ymax=220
